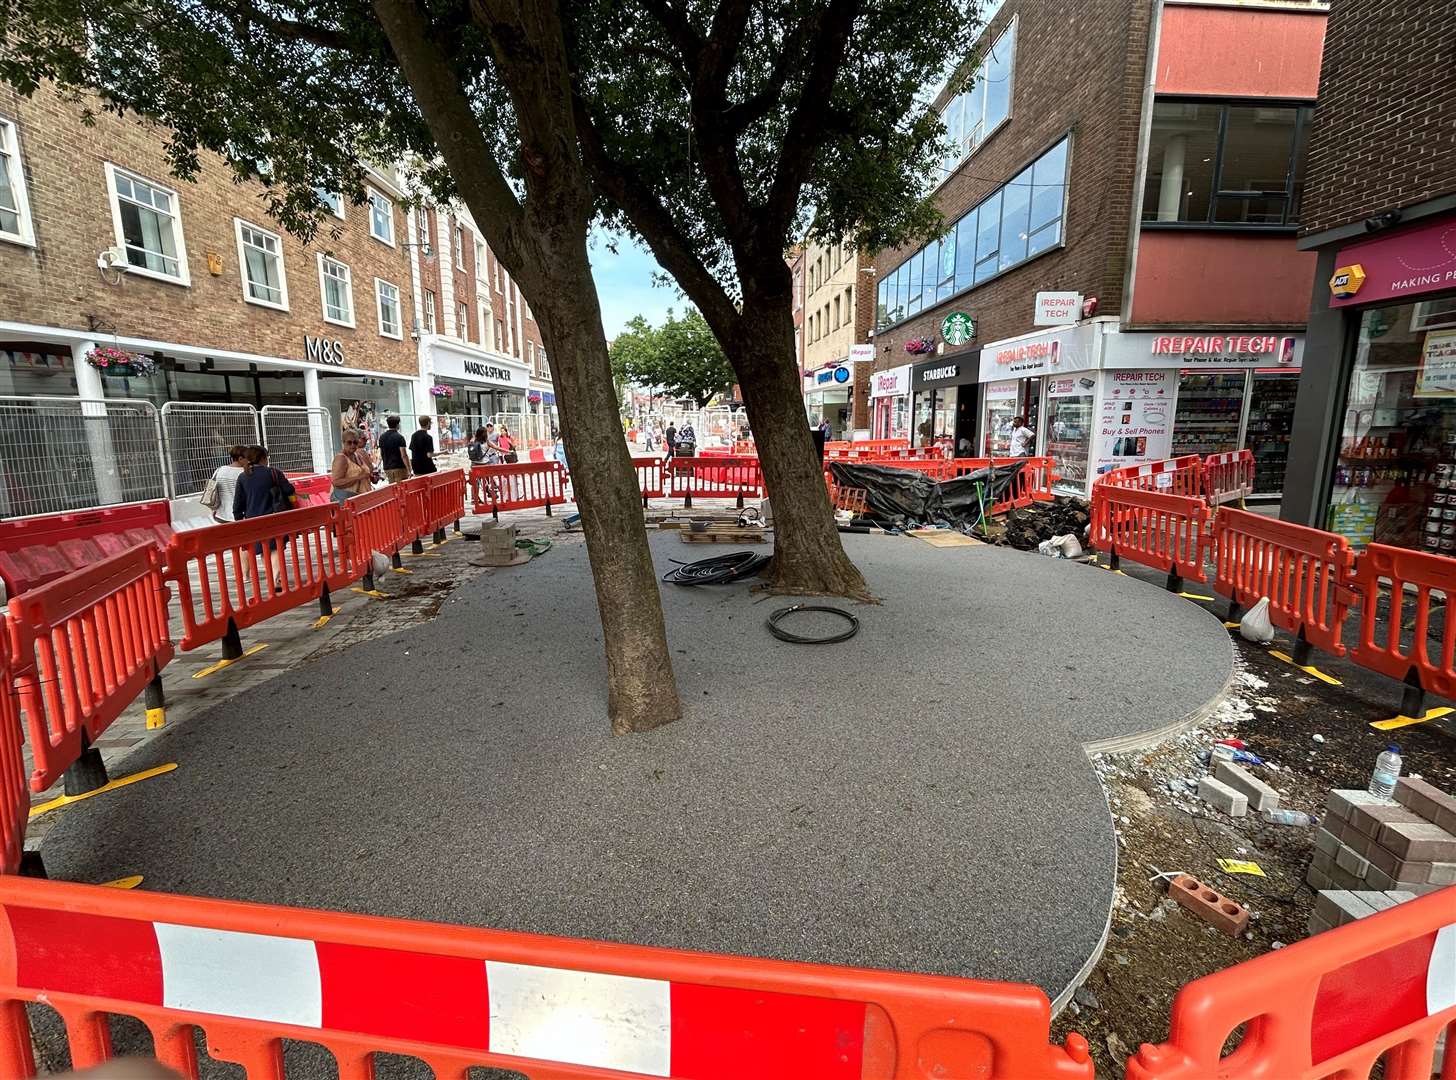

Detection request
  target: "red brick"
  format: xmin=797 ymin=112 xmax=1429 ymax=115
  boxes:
xmin=1170 ymin=874 xmax=1250 ymax=937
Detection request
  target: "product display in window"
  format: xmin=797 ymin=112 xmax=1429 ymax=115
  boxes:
xmin=1046 ymin=392 xmax=1093 ymax=487
xmin=1245 ymin=372 xmax=1298 ymax=495
xmin=1172 ymin=372 xmax=1245 ymax=457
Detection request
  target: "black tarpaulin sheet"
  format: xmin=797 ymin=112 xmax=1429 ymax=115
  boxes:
xmin=827 ymin=460 xmax=1026 ymax=528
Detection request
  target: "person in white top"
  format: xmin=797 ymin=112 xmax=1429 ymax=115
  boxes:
xmin=203 ymin=445 xmax=247 ymax=522
xmin=1009 ymin=416 xmax=1035 ymax=457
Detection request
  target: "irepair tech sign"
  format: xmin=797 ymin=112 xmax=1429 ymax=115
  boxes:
xmin=1329 ymin=213 xmax=1456 ymax=307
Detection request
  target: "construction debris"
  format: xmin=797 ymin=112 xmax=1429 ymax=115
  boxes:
xmin=999 ymin=496 xmax=1091 ymax=552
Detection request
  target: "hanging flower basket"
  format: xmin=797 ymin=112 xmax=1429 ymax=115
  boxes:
xmin=527 ymin=391 xmax=542 ymax=404
xmin=85 ymin=346 xmax=159 ymax=378
xmin=904 ymin=337 xmax=936 ymax=356
xmin=429 ymin=384 xmax=455 ymax=398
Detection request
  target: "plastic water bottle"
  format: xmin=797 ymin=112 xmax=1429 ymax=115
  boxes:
xmin=1263 ymin=808 xmax=1313 ymax=827
xmin=1368 ymin=744 xmax=1403 ymax=801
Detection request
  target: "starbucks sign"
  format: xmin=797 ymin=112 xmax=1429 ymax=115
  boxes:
xmin=941 ymin=311 xmax=976 ymax=346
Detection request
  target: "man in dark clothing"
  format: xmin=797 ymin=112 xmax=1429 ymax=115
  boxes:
xmin=379 ymin=415 xmax=409 ymax=483
xmin=665 ymin=423 xmax=677 ymax=460
xmin=409 ymin=416 xmax=438 ymax=475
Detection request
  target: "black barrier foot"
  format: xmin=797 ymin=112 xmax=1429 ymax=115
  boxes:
xmin=1269 ymin=634 xmax=1342 ymax=686
xmin=391 ymin=552 xmax=404 ymax=569
xmin=1401 ymin=680 xmax=1426 ymax=719
xmin=363 ymin=570 xmax=375 ymax=593
xmin=63 ymin=747 xmax=109 ymax=796
xmin=143 ymin=673 xmax=166 ymax=731
xmin=545 ymin=500 xmax=553 ymax=517
xmin=412 ymin=537 xmax=424 ymax=555
xmin=1166 ymin=571 xmax=1183 ymax=594
xmin=454 ymin=518 xmax=461 ymax=534
xmin=319 ymin=586 xmax=334 ymax=618
xmin=1291 ymin=636 xmax=1313 ymax=666
xmin=19 ymin=851 xmax=46 ymax=879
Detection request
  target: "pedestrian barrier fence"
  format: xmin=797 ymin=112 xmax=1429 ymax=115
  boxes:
xmin=335 ymin=486 xmax=405 ymax=587
xmin=632 ymin=455 xmax=666 ymax=505
xmin=160 ymin=401 xmax=262 ymax=498
xmin=1211 ymin=508 xmax=1357 ymax=658
xmin=0 ymin=875 xmax=1094 ymax=1080
xmin=845 ymin=457 xmax=1059 ymax=515
xmin=471 ymin=461 xmax=569 ymax=520
xmin=396 ymin=474 xmax=432 ymax=552
xmin=1349 ymin=544 xmax=1456 ymax=710
xmin=0 ymin=636 xmax=27 ymax=875
xmin=6 ymin=544 xmax=173 ymax=792
xmin=287 ymin=472 xmax=332 ymax=506
xmin=0 ymin=500 xmax=174 ymax=601
xmin=164 ymin=505 xmax=351 ymax=653
xmin=1125 ymin=885 xmax=1455 ymax=1080
xmin=670 ymin=455 xmax=764 ymax=508
xmin=261 ymin=405 xmax=333 ymax=474
xmin=424 ymin=468 xmax=469 ymax=537
xmin=1098 ymin=455 xmax=1205 ymax=498
xmin=0 ymin=396 xmax=169 ymax=518
xmin=1202 ymin=449 xmax=1255 ymax=506
xmin=1091 ymin=484 xmax=1209 ymax=589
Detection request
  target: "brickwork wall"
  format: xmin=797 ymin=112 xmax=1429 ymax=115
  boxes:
xmin=871 ymin=0 xmax=1153 ymax=372
xmin=1300 ymin=0 xmax=1456 ymax=237
xmin=0 ymin=83 xmax=419 ymax=376
xmin=416 ymin=203 xmax=442 ymax=336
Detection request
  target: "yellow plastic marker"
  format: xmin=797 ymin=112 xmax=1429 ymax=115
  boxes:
xmin=1269 ymin=650 xmax=1342 ymax=686
xmin=191 ymin=642 xmax=268 ymax=680
xmin=410 ymin=552 xmax=442 ymax=559
xmin=145 ymin=707 xmax=166 ymax=730
xmin=1216 ymin=858 xmax=1266 ymax=877
xmin=30 ymin=763 xmax=178 ymax=818
xmin=100 ymin=875 xmax=144 ymax=889
xmin=1179 ymin=592 xmax=1215 ymax=602
xmin=390 ymin=567 xmax=414 ymax=575
xmin=312 ymin=611 xmax=339 ymax=630
xmin=351 ymin=587 xmax=389 ymax=599
xmin=1223 ymin=622 xmax=1242 ymax=630
xmin=1371 ymin=706 xmax=1454 ymax=731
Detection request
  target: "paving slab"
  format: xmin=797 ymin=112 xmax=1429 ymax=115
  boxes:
xmin=39 ymin=531 xmax=1232 ymax=1006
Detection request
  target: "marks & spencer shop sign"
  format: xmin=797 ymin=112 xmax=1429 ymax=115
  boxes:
xmin=304 ymin=335 xmax=345 ymax=365
xmin=433 ymin=347 xmax=530 ymax=389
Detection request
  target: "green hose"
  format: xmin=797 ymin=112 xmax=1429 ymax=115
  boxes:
xmin=515 ymin=538 xmax=553 ymax=557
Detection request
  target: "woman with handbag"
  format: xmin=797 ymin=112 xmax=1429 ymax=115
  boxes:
xmin=330 ymin=429 xmax=374 ymax=504
xmin=201 ymin=445 xmax=247 ymax=523
xmin=232 ymin=445 xmax=298 ymax=591
xmin=499 ymin=424 xmax=519 ymax=464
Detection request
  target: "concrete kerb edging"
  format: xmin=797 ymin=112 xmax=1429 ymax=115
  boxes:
xmin=1050 ymin=561 xmax=1239 ymax=1019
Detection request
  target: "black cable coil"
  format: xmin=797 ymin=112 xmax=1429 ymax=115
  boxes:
xmin=662 ymin=551 xmax=772 ymax=586
xmin=766 ymin=604 xmax=860 ymax=644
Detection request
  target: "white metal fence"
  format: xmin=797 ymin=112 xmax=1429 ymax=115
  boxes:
xmin=262 ymin=405 xmax=333 ymax=474
xmin=0 ymin=396 xmax=170 ymax=517
xmin=161 ymin=402 xmax=262 ymax=497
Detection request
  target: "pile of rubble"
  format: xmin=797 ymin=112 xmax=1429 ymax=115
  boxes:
xmin=999 ymin=495 xmax=1091 ymax=552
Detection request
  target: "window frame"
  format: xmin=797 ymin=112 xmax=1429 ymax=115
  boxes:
xmin=374 ymin=278 xmax=403 ymax=339
xmin=0 ymin=115 xmax=36 ymax=248
xmin=366 ymin=187 xmax=395 ymax=246
xmin=316 ymin=253 xmax=355 ymax=328
xmin=233 ymin=218 xmax=289 ymax=311
xmin=1140 ymin=96 xmax=1313 ymax=232
xmin=422 ymin=289 xmax=437 ymax=334
xmin=454 ymin=222 xmax=466 ymax=270
xmin=315 ymin=188 xmax=345 ymax=220
xmin=935 ymin=17 xmax=1017 ymax=189
xmin=456 ymin=299 xmax=468 ymax=337
xmin=103 ymin=162 xmax=191 ymax=286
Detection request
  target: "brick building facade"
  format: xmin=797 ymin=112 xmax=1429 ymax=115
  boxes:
xmin=801 ymin=235 xmax=873 ymax=437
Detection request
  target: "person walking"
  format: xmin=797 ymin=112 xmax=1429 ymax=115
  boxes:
xmin=498 ymin=423 xmax=518 ymax=464
xmin=467 ymin=426 xmax=491 ymax=466
xmin=231 ymin=446 xmax=297 ymax=590
xmin=664 ymin=422 xmax=677 ymax=461
xmin=201 ymin=445 xmax=247 ymax=523
xmin=410 ymin=416 xmax=438 ymax=475
xmin=330 ymin=430 xmax=374 ymax=504
xmin=379 ymin=415 xmax=409 ymax=483
xmin=1009 ymin=415 xmax=1035 ymax=457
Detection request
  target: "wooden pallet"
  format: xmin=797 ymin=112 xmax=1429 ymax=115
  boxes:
xmin=678 ymin=526 xmax=767 ymax=543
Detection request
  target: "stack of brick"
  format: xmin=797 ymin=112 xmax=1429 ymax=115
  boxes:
xmin=1309 ymin=777 xmax=1456 ymax=896
xmin=471 ymin=523 xmax=526 ymax=566
xmin=1197 ymin=760 xmax=1281 ymax=818
xmin=1307 ymin=888 xmax=1418 ymax=935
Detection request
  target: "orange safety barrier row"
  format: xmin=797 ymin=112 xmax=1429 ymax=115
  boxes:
xmin=0 ymin=636 xmax=26 ymax=874
xmin=287 ymin=472 xmax=332 ymax=505
xmin=669 ymin=455 xmax=764 ymax=508
xmin=1211 ymin=508 xmax=1357 ymax=657
xmin=1098 ymin=455 xmax=1205 ymax=498
xmin=1091 ymin=484 xmax=1209 ymax=587
xmin=0 ymin=500 xmax=173 ymax=600
xmin=633 ymin=455 xmax=667 ymax=505
xmin=471 ymin=461 xmax=569 ymax=519
xmin=0 ymin=876 xmax=1093 ymax=1080
xmin=6 ymin=544 xmax=173 ymax=792
xmin=1349 ymin=544 xmax=1456 ymax=704
xmin=164 ymin=505 xmax=351 ymax=652
xmin=397 ymin=474 xmax=431 ymax=546
xmin=423 ymin=468 xmax=468 ymax=537
xmin=1202 ymin=449 xmax=1255 ymax=506
xmin=335 ymin=486 xmax=405 ymax=582
xmin=846 ymin=457 xmax=1058 ymax=515
xmin=1126 ymin=885 xmax=1455 ymax=1080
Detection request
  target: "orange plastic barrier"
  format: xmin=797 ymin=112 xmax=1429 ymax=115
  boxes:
xmin=471 ymin=461 xmax=569 ymax=519
xmin=1211 ymin=508 xmax=1356 ymax=657
xmin=396 ymin=474 xmax=431 ymax=551
xmin=287 ymin=472 xmax=332 ymax=506
xmin=1098 ymin=455 xmax=1204 ymax=498
xmin=633 ymin=455 xmax=666 ymax=505
xmin=335 ymin=486 xmax=405 ymax=586
xmin=0 ymin=876 xmax=1092 ymax=1080
xmin=1202 ymin=449 xmax=1254 ymax=506
xmin=0 ymin=500 xmax=172 ymax=599
xmin=669 ymin=455 xmax=764 ymax=507
xmin=0 ymin=636 xmax=27 ymax=874
xmin=423 ymin=468 xmax=468 ymax=537
xmin=850 ymin=457 xmax=1058 ymax=514
xmin=1092 ymin=484 xmax=1209 ymax=588
xmin=1125 ymin=886 xmax=1455 ymax=1080
xmin=1349 ymin=544 xmax=1456 ymax=702
xmin=164 ymin=505 xmax=350 ymax=652
xmin=6 ymin=544 xmax=173 ymax=792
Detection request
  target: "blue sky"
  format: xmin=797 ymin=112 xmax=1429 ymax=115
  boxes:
xmin=588 ymin=228 xmax=683 ymax=340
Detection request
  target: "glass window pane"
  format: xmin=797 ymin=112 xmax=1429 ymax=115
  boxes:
xmin=955 ymin=210 xmax=977 ymax=291
xmin=921 ymin=238 xmax=939 ymax=309
xmin=942 ymin=94 xmax=963 ymax=175
xmin=876 ymin=279 xmax=888 ymax=328
xmin=1141 ymin=102 xmax=1219 ymax=222
xmin=1213 ymin=194 xmax=1290 ymax=225
xmin=1033 ymin=138 xmax=1067 ymax=187
xmin=1219 ymin=106 xmax=1296 ymax=194
xmin=999 ymin=167 xmax=1031 ymax=269
xmin=1028 ymin=140 xmax=1068 ymax=234
xmin=983 ymin=21 xmax=1014 ymax=137
xmin=976 ymin=190 xmax=1000 ymax=262
xmin=975 ymin=254 xmax=998 ymax=285
xmin=906 ymin=251 xmax=923 ymax=315
xmin=937 ymin=230 xmax=956 ymax=300
xmin=963 ymin=76 xmax=986 ymax=154
xmin=894 ymin=265 xmax=908 ymax=321
xmin=1027 ymin=219 xmax=1060 ymax=258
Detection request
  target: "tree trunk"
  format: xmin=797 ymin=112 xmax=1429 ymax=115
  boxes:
xmin=732 ymin=298 xmax=869 ymax=599
xmin=536 ymin=259 xmax=682 ymax=734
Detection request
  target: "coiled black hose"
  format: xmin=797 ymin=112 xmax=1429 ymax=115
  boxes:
xmin=766 ymin=604 xmax=860 ymax=644
xmin=662 ymin=551 xmax=772 ymax=585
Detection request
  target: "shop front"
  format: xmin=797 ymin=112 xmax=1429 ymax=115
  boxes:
xmin=427 ymin=339 xmax=531 ymax=429
xmin=910 ymin=353 xmax=979 ymax=450
xmin=868 ymin=364 xmax=911 ymax=441
xmin=803 ymin=360 xmax=853 ymax=439
xmin=978 ymin=322 xmax=1103 ymax=461
xmin=1286 ymin=211 xmax=1456 ymax=552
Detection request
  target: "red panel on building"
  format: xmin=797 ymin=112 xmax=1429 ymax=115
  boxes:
xmin=1131 ymin=232 xmax=1317 ymax=326
xmin=1156 ymin=4 xmax=1325 ymax=99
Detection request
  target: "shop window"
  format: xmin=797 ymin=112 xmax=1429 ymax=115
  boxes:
xmin=975 ymin=189 xmax=1000 ymax=283
xmin=938 ymin=18 xmax=1016 ymax=178
xmin=954 ymin=211 xmax=976 ymax=292
xmin=0 ymin=116 xmax=36 ymax=247
xmin=1412 ymin=298 xmax=1456 ymax=332
xmin=906 ymin=252 xmax=923 ymax=317
xmin=104 ymin=163 xmax=190 ymax=284
xmin=367 ymin=188 xmax=395 ymax=245
xmin=422 ymin=289 xmax=437 ymax=334
xmin=314 ymin=187 xmax=344 ymax=220
xmin=234 ymin=219 xmax=288 ymax=310
xmin=876 ymin=278 xmax=888 ymax=327
xmin=375 ymin=278 xmax=403 ymax=338
xmin=318 ymin=255 xmax=354 ymax=326
xmin=1142 ymin=101 xmax=1311 ymax=227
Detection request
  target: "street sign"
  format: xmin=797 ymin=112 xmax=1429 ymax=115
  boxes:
xmin=941 ymin=311 xmax=976 ymax=346
xmin=1034 ymin=291 xmax=1082 ymax=325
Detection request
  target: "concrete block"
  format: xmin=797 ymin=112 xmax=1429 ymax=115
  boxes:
xmin=1328 ymin=864 xmax=1365 ymax=890
xmin=1306 ymin=864 xmax=1332 ymax=891
xmin=1214 ymin=762 xmax=1280 ymax=812
xmin=1314 ymin=827 xmax=1341 ymax=857
xmin=1170 ymin=875 xmax=1249 ymax=937
xmin=1378 ymin=820 xmax=1456 ymax=862
xmin=1311 ymin=848 xmax=1334 ymax=874
xmin=1343 ymin=828 xmax=1376 ymax=858
xmin=1394 ymin=776 xmax=1456 ymax=829
xmin=1326 ymin=789 xmax=1387 ymax=822
xmin=1363 ymin=865 xmax=1440 ymax=894
xmin=1347 ymin=800 xmax=1422 ymax=840
xmin=1366 ymin=843 xmax=1432 ymax=882
xmin=1357 ymin=891 xmax=1402 ymax=914
xmin=1306 ymin=911 xmax=1333 ymax=936
xmin=1335 ymin=843 xmax=1371 ymax=878
xmin=1199 ymin=776 xmax=1248 ymax=817
xmin=1384 ymin=890 xmax=1419 ymax=904
xmin=1314 ymin=889 xmax=1378 ymax=927
xmin=1428 ymin=862 xmax=1456 ymax=887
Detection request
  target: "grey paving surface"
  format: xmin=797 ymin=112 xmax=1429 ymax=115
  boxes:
xmin=40 ymin=531 xmax=1232 ymax=1000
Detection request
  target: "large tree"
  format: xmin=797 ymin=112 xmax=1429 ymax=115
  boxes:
xmin=568 ymin=0 xmax=973 ymax=596
xmin=0 ymin=0 xmax=681 ymax=733
xmin=610 ymin=309 xmax=735 ymax=408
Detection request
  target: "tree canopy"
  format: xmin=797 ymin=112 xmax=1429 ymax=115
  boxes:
xmin=610 ymin=309 xmax=735 ymax=408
